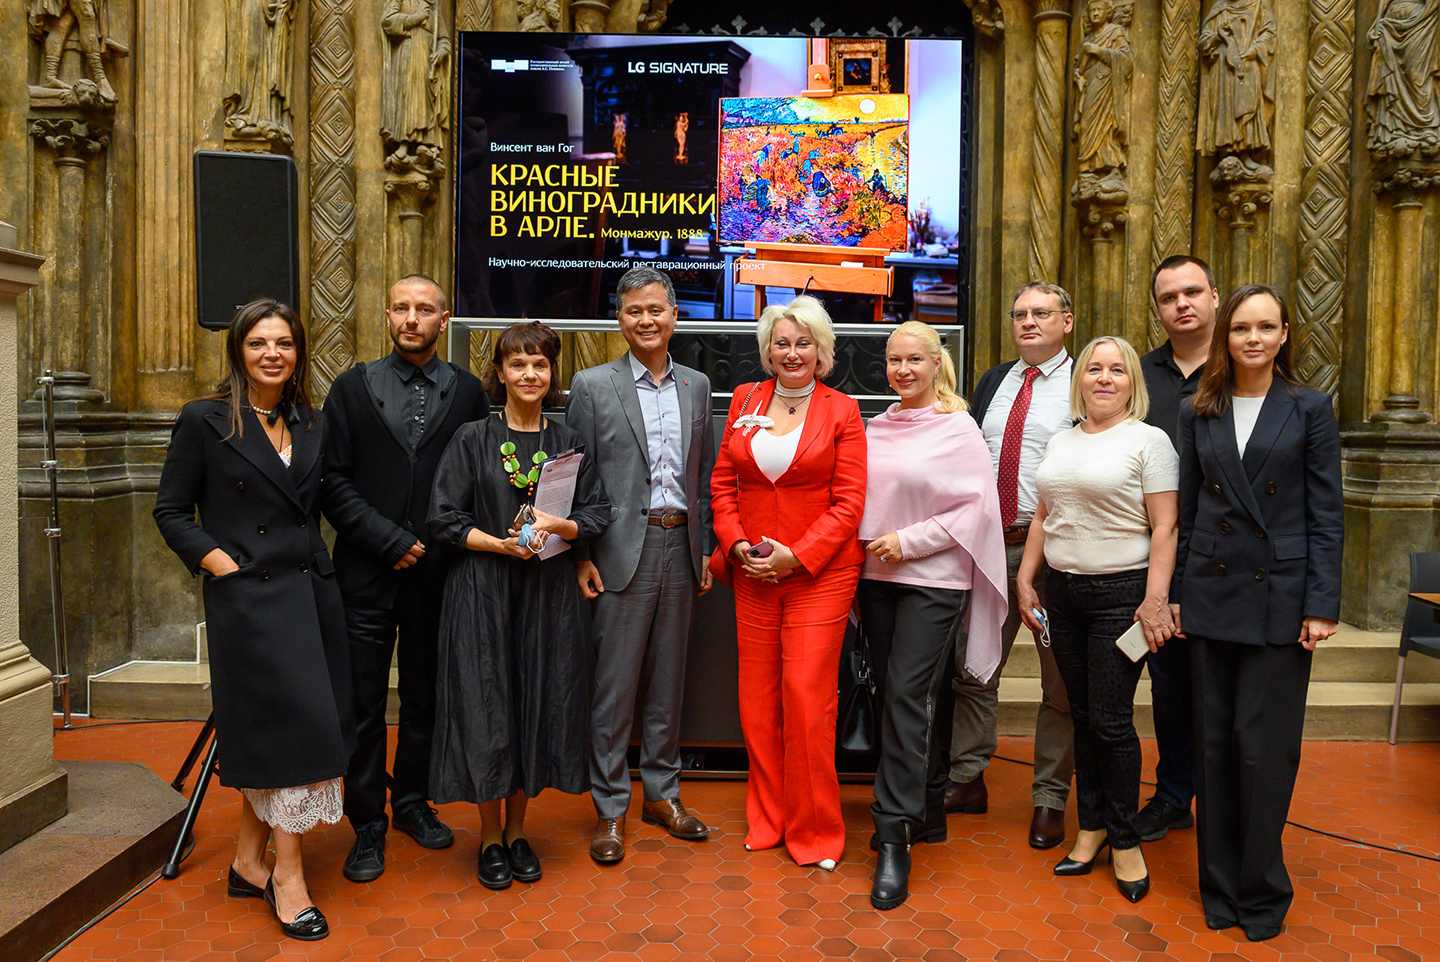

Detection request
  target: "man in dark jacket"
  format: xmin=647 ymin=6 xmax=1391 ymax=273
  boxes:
xmin=323 ymin=274 xmax=489 ymax=882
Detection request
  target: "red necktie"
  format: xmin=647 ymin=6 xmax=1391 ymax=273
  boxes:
xmin=997 ymin=365 xmax=1042 ymax=528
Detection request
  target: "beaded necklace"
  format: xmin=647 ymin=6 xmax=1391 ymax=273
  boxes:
xmin=497 ymin=410 xmax=549 ymax=498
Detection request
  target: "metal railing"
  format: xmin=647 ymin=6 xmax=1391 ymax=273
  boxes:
xmin=447 ymin=317 xmax=965 ymax=405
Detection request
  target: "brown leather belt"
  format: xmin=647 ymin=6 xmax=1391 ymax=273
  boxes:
xmin=647 ymin=511 xmax=688 ymax=529
xmin=1003 ymin=524 xmax=1030 ymax=545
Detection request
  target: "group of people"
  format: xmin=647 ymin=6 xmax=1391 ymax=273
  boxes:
xmin=153 ymin=257 xmax=1341 ymax=946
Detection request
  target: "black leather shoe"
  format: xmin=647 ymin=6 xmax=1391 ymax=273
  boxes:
xmin=1113 ymin=861 xmax=1150 ymax=903
xmin=264 ymin=879 xmax=329 ymax=941
xmin=870 ymin=842 xmax=910 ymax=910
xmin=1028 ymin=806 xmax=1066 ymax=850
xmin=393 ymin=803 xmax=455 ymax=850
xmin=227 ymin=866 xmax=264 ymax=899
xmin=1133 ymin=795 xmax=1194 ymax=842
xmin=1053 ymin=841 xmax=1109 ymax=877
xmin=506 ymin=837 xmax=542 ymax=883
xmin=478 ymin=843 xmax=513 ymax=890
xmin=343 ymin=823 xmax=386 ymax=883
xmin=943 ymin=773 xmax=988 ymax=814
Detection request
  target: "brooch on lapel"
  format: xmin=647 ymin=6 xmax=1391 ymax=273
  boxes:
xmin=732 ymin=413 xmax=773 ymax=435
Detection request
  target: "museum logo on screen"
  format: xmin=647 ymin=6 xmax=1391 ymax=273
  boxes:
xmin=490 ymin=58 xmax=574 ymax=73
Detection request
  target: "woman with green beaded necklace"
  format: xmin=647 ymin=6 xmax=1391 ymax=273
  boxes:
xmin=427 ymin=321 xmax=611 ymax=892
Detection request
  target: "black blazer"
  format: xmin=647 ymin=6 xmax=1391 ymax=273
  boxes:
xmin=322 ymin=359 xmax=489 ymax=609
xmin=152 ymin=400 xmax=353 ymax=788
xmin=969 ymin=359 xmax=1020 ymax=428
xmin=1173 ymin=381 xmax=1343 ymax=646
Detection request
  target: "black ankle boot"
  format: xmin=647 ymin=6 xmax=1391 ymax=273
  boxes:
xmin=870 ymin=842 xmax=910 ymax=910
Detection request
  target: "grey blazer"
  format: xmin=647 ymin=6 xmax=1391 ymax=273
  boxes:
xmin=566 ymin=354 xmax=715 ymax=591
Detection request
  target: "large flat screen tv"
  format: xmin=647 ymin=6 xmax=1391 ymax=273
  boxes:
xmin=455 ymin=32 xmax=967 ymax=323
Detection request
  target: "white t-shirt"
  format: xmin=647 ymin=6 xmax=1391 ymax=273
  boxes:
xmin=980 ymin=351 xmax=1073 ymax=525
xmin=1035 ymin=419 xmax=1180 ymax=576
xmin=1232 ymin=395 xmax=1265 ymax=455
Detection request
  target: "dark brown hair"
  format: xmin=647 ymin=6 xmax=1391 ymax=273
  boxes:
xmin=1191 ymin=284 xmax=1297 ymax=418
xmin=206 ymin=299 xmax=313 ymax=438
xmin=484 ymin=321 xmax=565 ymax=408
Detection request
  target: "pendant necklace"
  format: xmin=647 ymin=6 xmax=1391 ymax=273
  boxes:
xmin=774 ymin=379 xmax=816 ymax=416
xmin=497 ymin=409 xmax=549 ymax=497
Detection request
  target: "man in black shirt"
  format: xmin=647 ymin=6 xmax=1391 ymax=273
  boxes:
xmin=324 ymin=275 xmax=490 ymax=881
xmin=1136 ymin=254 xmax=1218 ymax=841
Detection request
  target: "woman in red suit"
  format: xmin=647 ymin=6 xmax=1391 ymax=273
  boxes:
xmin=710 ymin=295 xmax=868 ymax=870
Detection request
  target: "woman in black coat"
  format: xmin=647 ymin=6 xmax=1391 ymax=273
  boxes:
xmin=428 ymin=321 xmax=610 ymax=891
xmin=154 ymin=300 xmax=352 ymax=942
xmin=1172 ymin=285 xmax=1342 ymax=943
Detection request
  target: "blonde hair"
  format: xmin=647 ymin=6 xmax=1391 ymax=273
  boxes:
xmin=886 ymin=321 xmax=967 ymax=413
xmin=757 ymin=295 xmax=836 ymax=378
xmin=1070 ymin=335 xmax=1150 ymax=422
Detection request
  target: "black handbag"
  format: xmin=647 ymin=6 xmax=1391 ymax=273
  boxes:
xmin=837 ymin=608 xmax=879 ymax=753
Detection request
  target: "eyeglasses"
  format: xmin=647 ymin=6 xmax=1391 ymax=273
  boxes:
xmin=1009 ymin=308 xmax=1067 ymax=321
xmin=388 ymin=304 xmax=440 ymax=319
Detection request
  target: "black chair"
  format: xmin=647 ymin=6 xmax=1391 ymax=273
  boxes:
xmin=1388 ymin=552 xmax=1440 ymax=744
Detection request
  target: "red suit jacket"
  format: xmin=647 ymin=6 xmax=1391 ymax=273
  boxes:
xmin=709 ymin=379 xmax=867 ymax=578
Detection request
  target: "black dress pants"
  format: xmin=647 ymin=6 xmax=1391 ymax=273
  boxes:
xmin=344 ymin=592 xmax=441 ymax=831
xmin=1045 ymin=567 xmax=1148 ymax=850
xmin=1191 ymin=635 xmax=1312 ymax=933
xmin=858 ymin=580 xmax=965 ymax=844
xmin=1146 ymin=630 xmax=1196 ymax=807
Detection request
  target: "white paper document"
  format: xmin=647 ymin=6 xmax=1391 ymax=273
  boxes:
xmin=532 ymin=449 xmax=584 ymax=560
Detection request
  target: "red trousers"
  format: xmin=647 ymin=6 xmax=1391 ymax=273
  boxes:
xmin=733 ymin=562 xmax=860 ymax=865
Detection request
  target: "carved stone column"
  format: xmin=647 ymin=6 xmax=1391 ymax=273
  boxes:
xmin=1148 ymin=0 xmax=1199 ymax=347
xmin=1213 ymin=165 xmax=1273 ymax=288
xmin=384 ymin=176 xmax=437 ymax=281
xmin=1373 ymin=166 xmax=1440 ymax=424
xmin=0 ymin=222 xmax=68 ymax=854
xmin=1027 ymin=0 xmax=1071 ymax=283
xmin=27 ymin=119 xmax=108 ymax=404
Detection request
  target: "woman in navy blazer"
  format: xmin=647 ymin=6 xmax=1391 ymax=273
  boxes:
xmin=1172 ymin=284 xmax=1342 ymax=942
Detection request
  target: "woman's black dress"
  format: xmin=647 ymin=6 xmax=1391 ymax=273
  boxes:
xmin=428 ymin=415 xmax=610 ymax=803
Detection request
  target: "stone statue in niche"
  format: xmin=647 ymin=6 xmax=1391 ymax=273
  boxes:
xmin=612 ymin=113 xmax=627 ymax=163
xmin=1365 ymin=0 xmax=1440 ymax=160
xmin=223 ymin=0 xmax=296 ymax=150
xmin=27 ymin=0 xmax=124 ymax=107
xmin=381 ymin=0 xmax=452 ymax=177
xmin=1072 ymin=0 xmax=1132 ymax=202
xmin=517 ymin=0 xmax=562 ymax=31
xmin=1197 ymin=0 xmax=1277 ymax=173
xmin=674 ymin=112 xmax=690 ymax=165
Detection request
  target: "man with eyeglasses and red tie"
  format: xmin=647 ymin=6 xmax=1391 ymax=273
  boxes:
xmin=942 ymin=281 xmax=1076 ymax=851
xmin=323 ymin=274 xmax=490 ymax=883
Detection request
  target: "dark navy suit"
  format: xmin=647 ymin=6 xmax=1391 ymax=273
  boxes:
xmin=1174 ymin=380 xmax=1342 ymax=935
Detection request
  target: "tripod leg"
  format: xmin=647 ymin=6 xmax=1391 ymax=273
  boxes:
xmin=170 ymin=713 xmax=217 ymax=792
xmin=162 ymin=734 xmax=219 ymax=880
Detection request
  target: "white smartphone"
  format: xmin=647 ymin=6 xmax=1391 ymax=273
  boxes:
xmin=1115 ymin=621 xmax=1150 ymax=662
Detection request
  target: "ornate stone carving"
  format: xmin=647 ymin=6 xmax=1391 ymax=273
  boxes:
xmin=457 ymin=0 xmax=493 ymax=30
xmin=1027 ymin=1 xmax=1071 ymax=282
xmin=963 ymin=0 xmax=1005 ymax=37
xmin=571 ymin=0 xmax=613 ymax=32
xmin=1150 ymin=0 xmax=1200 ymax=345
xmin=381 ymin=0 xmax=451 ymax=178
xmin=309 ymin=0 xmax=359 ymax=396
xmin=1213 ymin=162 xmax=1272 ymax=284
xmin=1294 ymin=0 xmax=1354 ymax=396
xmin=1197 ymin=0 xmax=1276 ymax=164
xmin=1365 ymin=0 xmax=1440 ymax=160
xmin=518 ymin=0 xmax=562 ymax=31
xmin=28 ymin=117 xmax=108 ymax=157
xmin=27 ymin=0 xmax=124 ymax=107
xmin=223 ymin=0 xmax=296 ymax=151
xmin=1073 ymin=0 xmax=1132 ymax=175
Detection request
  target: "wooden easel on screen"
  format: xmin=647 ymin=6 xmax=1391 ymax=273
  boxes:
xmin=733 ymin=242 xmax=894 ymax=321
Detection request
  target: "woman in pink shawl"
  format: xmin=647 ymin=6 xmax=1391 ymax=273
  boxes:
xmin=858 ymin=321 xmax=1007 ymax=910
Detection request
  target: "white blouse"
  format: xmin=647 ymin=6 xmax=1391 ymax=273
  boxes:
xmin=752 ymin=427 xmax=803 ymax=483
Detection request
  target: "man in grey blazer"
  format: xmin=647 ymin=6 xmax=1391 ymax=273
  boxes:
xmin=568 ymin=266 xmax=716 ymax=864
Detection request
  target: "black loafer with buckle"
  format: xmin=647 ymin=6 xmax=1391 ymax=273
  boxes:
xmin=264 ymin=879 xmax=330 ymax=941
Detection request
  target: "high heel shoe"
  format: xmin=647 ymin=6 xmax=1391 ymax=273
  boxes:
xmin=263 ymin=879 xmax=329 ymax=941
xmin=1112 ymin=850 xmax=1150 ymax=903
xmin=226 ymin=866 xmax=265 ymax=899
xmin=1052 ymin=841 xmax=1109 ymax=876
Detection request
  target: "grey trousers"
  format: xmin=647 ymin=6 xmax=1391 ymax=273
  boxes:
xmin=948 ymin=539 xmax=1075 ymax=809
xmin=589 ymin=524 xmax=696 ymax=818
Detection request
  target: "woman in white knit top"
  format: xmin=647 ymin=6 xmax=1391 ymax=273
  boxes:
xmin=1015 ymin=335 xmax=1179 ymax=904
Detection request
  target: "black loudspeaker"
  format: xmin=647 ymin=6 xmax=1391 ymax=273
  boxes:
xmin=193 ymin=150 xmax=300 ymax=331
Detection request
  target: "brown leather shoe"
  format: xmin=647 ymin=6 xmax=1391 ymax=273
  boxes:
xmin=641 ymin=798 xmax=710 ymax=841
xmin=1029 ymin=806 xmax=1066 ymax=850
xmin=590 ymin=817 xmax=625 ymax=864
xmin=943 ymin=773 xmax=988 ymax=814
